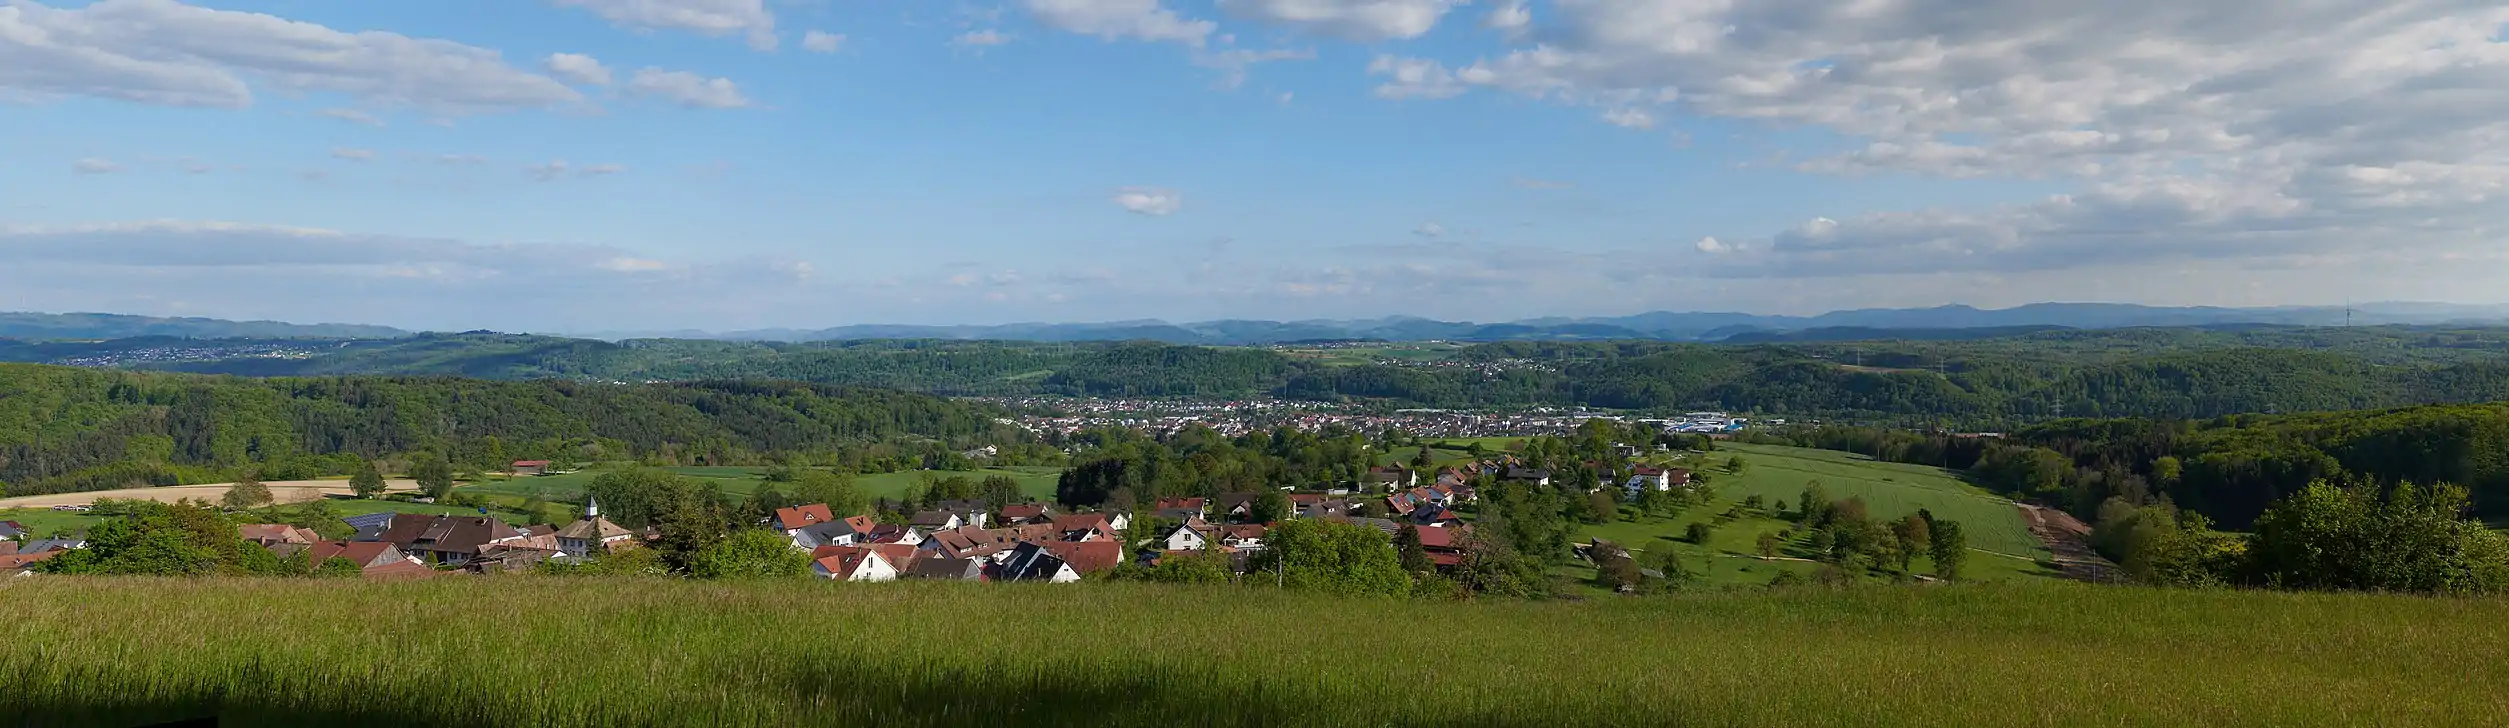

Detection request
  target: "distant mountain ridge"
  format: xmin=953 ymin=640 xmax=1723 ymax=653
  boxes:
xmin=8 ymin=303 xmax=2509 ymax=345
xmin=0 ymin=312 xmax=408 ymax=341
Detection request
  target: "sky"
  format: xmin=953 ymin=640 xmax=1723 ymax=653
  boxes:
xmin=3 ymin=0 xmax=2507 ymax=333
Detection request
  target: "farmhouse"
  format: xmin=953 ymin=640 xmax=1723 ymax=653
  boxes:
xmin=1051 ymin=513 xmax=1122 ymax=542
xmin=555 ymin=497 xmax=637 ymax=557
xmin=774 ymin=504 xmax=838 ymax=533
xmin=376 ymin=515 xmax=528 ymax=567
xmin=1160 ymin=521 xmax=1214 ymax=551
xmin=511 ymin=460 xmax=553 ymax=476
xmin=1368 ymin=466 xmax=1417 ymax=489
xmin=237 ymin=524 xmax=321 ymax=548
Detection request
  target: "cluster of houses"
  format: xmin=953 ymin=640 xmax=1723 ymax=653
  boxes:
xmin=0 ymin=520 xmax=83 ymax=574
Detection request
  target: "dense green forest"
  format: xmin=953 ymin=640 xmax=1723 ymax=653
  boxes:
xmin=1761 ymin=400 xmax=2509 ymax=529
xmin=10 ymin=325 xmax=2507 ymax=423
xmin=0 ymin=364 xmax=1025 ymax=497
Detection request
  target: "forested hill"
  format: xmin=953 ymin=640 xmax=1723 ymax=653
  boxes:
xmin=0 ymin=364 xmax=1024 ymax=498
xmin=0 ymin=312 xmax=406 ymax=340
xmin=7 ymin=326 xmax=2509 ymax=424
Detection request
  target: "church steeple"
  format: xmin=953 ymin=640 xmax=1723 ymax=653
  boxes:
xmin=585 ymin=495 xmax=601 ymax=519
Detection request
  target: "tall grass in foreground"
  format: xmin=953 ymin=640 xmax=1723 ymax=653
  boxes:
xmin=4 ymin=578 xmax=2505 ymax=727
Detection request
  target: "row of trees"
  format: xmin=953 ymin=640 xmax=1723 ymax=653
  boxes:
xmin=2094 ymin=481 xmax=2509 ymax=594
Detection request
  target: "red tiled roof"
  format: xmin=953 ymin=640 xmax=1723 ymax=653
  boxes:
xmin=1001 ymin=504 xmax=1053 ymax=521
xmin=775 ymin=504 xmax=837 ymax=531
xmin=814 ymin=547 xmax=890 ymax=579
xmin=865 ymin=543 xmax=920 ymax=570
xmin=512 ymin=460 xmax=553 ymax=468
xmin=305 ymin=540 xmax=399 ymax=568
xmin=1414 ymin=525 xmax=1460 ymax=549
xmin=0 ymin=551 xmax=59 ymax=570
xmin=1040 ymin=540 xmax=1123 ymax=574
xmin=1219 ymin=524 xmax=1268 ymax=541
xmin=843 ymin=515 xmax=878 ymax=534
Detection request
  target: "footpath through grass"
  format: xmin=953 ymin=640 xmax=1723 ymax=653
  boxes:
xmin=4 ymin=578 xmax=2504 ymax=727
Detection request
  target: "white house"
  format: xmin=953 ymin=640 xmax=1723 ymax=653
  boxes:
xmin=812 ymin=547 xmax=899 ymax=582
xmin=1161 ymin=522 xmax=1210 ymax=551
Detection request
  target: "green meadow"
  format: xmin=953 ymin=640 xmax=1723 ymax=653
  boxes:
xmin=1709 ymin=443 xmax=2045 ymax=557
xmin=4 ymin=578 xmax=2503 ymax=727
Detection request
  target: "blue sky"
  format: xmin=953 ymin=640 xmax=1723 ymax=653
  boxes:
xmin=3 ymin=0 xmax=2506 ymax=332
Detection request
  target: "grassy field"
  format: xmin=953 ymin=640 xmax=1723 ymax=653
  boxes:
xmin=5 ymin=578 xmax=2504 ymax=727
xmin=1711 ymin=443 xmax=2044 ymax=558
xmin=0 ymin=508 xmax=107 ymax=536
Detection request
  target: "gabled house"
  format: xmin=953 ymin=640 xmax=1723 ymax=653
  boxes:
xmin=555 ymin=497 xmax=637 ymax=557
xmin=902 ymin=556 xmax=989 ymax=581
xmin=774 ymin=504 xmax=839 ymax=533
xmin=1040 ymin=540 xmax=1123 ymax=576
xmin=20 ymin=538 xmax=85 ymax=554
xmin=237 ymin=524 xmax=322 ymax=547
xmin=865 ymin=524 xmax=925 ymax=546
xmin=283 ymin=540 xmax=436 ymax=577
xmin=998 ymin=503 xmax=1057 ymax=525
xmin=811 ymin=546 xmax=900 ymax=582
xmin=1217 ymin=524 xmax=1269 ymax=551
xmin=1504 ymin=467 xmax=1553 ymax=486
xmin=1384 ymin=492 xmax=1419 ymax=517
xmin=1368 ymin=466 xmax=1418 ymax=490
xmin=1415 ymin=525 xmax=1468 ymax=568
xmin=376 ymin=515 xmax=528 ymax=566
xmin=0 ymin=520 xmax=27 ymax=541
xmin=793 ymin=516 xmax=878 ymax=550
xmin=1160 ymin=521 xmax=1213 ymax=551
xmin=1413 ymin=505 xmax=1466 ymax=528
xmin=511 ymin=460 xmax=553 ymax=476
xmin=921 ymin=525 xmax=1016 ymax=562
xmin=1050 ymin=514 xmax=1122 ymax=542
xmin=1291 ymin=495 xmax=1352 ymax=519
xmin=1 ymin=551 xmax=59 ymax=575
xmin=1152 ymin=497 xmax=1208 ymax=521
xmin=1624 ymin=466 xmax=1693 ymax=494
xmin=1214 ymin=493 xmax=1259 ymax=522
xmin=935 ymin=500 xmax=992 ymax=529
xmin=997 ymin=542 xmax=1081 ymax=583
xmin=909 ymin=510 xmax=967 ymax=531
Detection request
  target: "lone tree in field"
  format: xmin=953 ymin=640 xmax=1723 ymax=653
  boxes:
xmin=1757 ymin=531 xmax=1782 ymax=559
xmin=1586 ymin=490 xmax=1619 ymax=525
xmin=411 ymin=455 xmax=455 ymax=500
xmin=1891 ymin=514 xmax=1933 ymax=572
xmin=1930 ymin=520 xmax=1968 ymax=580
xmin=350 ymin=460 xmax=387 ymax=499
xmin=1726 ymin=456 xmax=1749 ymax=475
xmin=221 ymin=470 xmax=272 ymax=510
xmin=1686 ymin=521 xmax=1715 ymax=545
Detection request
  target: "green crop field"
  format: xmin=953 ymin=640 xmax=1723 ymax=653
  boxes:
xmin=1708 ymin=443 xmax=2045 ymax=558
xmin=5 ymin=578 xmax=2503 ymax=727
xmin=0 ymin=508 xmax=107 ymax=536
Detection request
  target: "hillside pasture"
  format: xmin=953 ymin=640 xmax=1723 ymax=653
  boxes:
xmin=1710 ymin=443 xmax=2044 ymax=558
xmin=4 ymin=578 xmax=2503 ymax=727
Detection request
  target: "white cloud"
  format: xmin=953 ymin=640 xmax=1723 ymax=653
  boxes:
xmin=331 ymin=147 xmax=375 ymax=161
xmin=1413 ymin=222 xmax=1445 ymax=237
xmin=1193 ymin=47 xmax=1315 ymax=89
xmin=1367 ymin=55 xmax=1464 ymax=99
xmin=1216 ymin=0 xmax=1461 ymax=41
xmin=552 ymin=0 xmax=778 ymax=51
xmin=1694 ymin=236 xmax=1730 ymax=254
xmin=1600 ymin=108 xmax=1654 ymax=129
xmin=0 ymin=0 xmax=582 ymax=112
xmin=544 ymin=53 xmax=613 ymax=86
xmin=953 ymin=29 xmax=1013 ymax=47
xmin=1020 ymin=0 xmax=1215 ymax=46
xmin=1112 ymin=187 xmax=1183 ymax=216
xmin=627 ymin=68 xmax=750 ymax=109
xmin=315 ymin=108 xmax=383 ymax=126
xmin=525 ymin=160 xmax=571 ymax=181
xmin=1374 ymin=0 xmax=2509 ymax=279
xmin=801 ymin=30 xmax=845 ymax=53
xmin=72 ymin=158 xmax=121 ymax=174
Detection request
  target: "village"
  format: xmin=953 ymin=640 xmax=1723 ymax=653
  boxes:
xmin=2 ymin=457 xmax=1701 ymax=584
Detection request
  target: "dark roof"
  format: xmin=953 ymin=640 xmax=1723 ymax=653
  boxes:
xmin=1326 ymin=516 xmax=1402 ymax=536
xmin=999 ymin=542 xmax=1072 ymax=582
xmin=1505 ymin=467 xmax=1552 ymax=480
xmin=22 ymin=538 xmax=85 ymax=554
xmin=909 ymin=510 xmax=962 ymax=527
xmin=1000 ymin=503 xmax=1055 ymax=521
xmin=344 ymin=512 xmax=396 ymax=542
xmin=375 ymin=515 xmax=522 ymax=556
xmin=0 ymin=521 xmax=26 ymax=539
xmin=903 ymin=556 xmax=987 ymax=580
xmin=935 ymin=499 xmax=990 ymax=514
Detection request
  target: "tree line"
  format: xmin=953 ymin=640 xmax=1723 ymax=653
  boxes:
xmin=0 ymin=364 xmax=1029 ymax=498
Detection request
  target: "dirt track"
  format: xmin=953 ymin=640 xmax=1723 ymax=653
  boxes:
xmin=0 ymin=480 xmax=420 ymax=509
xmin=2018 ymin=503 xmax=2122 ymax=582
